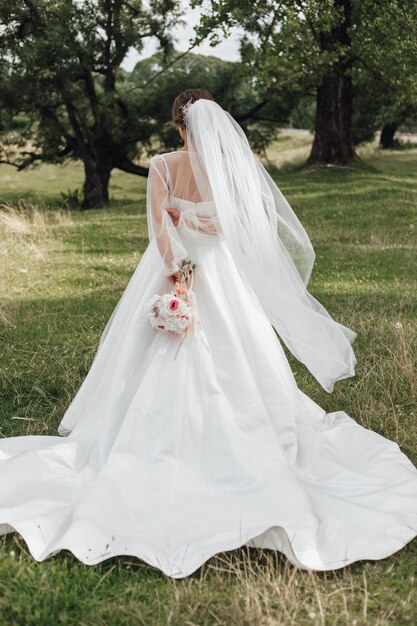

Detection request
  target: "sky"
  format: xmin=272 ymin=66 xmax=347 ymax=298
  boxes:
xmin=121 ymin=3 xmax=243 ymax=71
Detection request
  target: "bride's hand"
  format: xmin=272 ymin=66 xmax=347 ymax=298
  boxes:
xmin=168 ymin=268 xmax=192 ymax=290
xmin=166 ymin=207 xmax=180 ymax=227
xmin=168 ymin=270 xmax=182 ymax=285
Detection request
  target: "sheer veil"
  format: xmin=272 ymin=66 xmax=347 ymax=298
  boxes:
xmin=185 ymin=99 xmax=356 ymax=392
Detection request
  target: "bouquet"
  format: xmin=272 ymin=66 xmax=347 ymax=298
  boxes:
xmin=145 ymin=260 xmax=200 ymax=360
xmin=146 ymin=290 xmax=193 ymax=336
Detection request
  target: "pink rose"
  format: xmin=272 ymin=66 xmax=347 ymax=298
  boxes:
xmin=169 ymin=299 xmax=179 ymax=311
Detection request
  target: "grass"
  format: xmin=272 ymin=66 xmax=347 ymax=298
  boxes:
xmin=0 ymin=138 xmax=416 ymax=625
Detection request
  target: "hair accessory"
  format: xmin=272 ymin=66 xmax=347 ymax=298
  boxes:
xmin=180 ymin=99 xmax=195 ymax=121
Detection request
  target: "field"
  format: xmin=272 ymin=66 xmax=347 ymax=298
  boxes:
xmin=0 ymin=136 xmax=416 ymax=625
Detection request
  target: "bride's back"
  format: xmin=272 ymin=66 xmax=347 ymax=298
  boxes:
xmin=158 ymin=150 xmax=211 ymax=204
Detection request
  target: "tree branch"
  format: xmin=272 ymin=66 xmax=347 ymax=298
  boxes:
xmin=126 ymin=39 xmax=202 ymax=94
xmin=55 ymin=76 xmax=96 ymax=158
xmin=76 ymin=56 xmax=99 ymax=121
xmin=16 ymin=152 xmax=43 ymax=170
xmin=294 ymin=0 xmax=319 ymax=42
xmin=1 ymin=144 xmax=73 ymax=171
xmin=39 ymin=106 xmax=76 ymax=148
xmin=124 ymin=1 xmax=142 ymax=17
xmin=234 ymin=100 xmax=268 ymax=122
xmin=115 ymin=155 xmax=149 ymax=177
xmin=251 ymin=114 xmax=287 ymax=123
xmin=0 ymin=159 xmax=19 ymax=168
xmin=103 ymin=0 xmax=115 ymax=91
xmin=252 ymin=3 xmax=283 ymax=70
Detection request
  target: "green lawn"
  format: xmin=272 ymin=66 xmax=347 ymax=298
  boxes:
xmin=0 ymin=141 xmax=416 ymax=625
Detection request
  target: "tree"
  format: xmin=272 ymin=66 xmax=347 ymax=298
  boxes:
xmin=352 ymin=77 xmax=417 ymax=149
xmin=0 ymin=1 xmax=294 ymax=209
xmin=353 ymin=1 xmax=417 ymax=150
xmin=0 ymin=0 xmax=181 ymax=208
xmin=308 ymin=0 xmax=354 ymax=164
xmin=193 ymin=0 xmax=417 ymax=165
xmin=127 ymin=51 xmax=295 ymax=156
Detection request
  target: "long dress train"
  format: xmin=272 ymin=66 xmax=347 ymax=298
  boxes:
xmin=1 ymin=146 xmax=417 ymax=578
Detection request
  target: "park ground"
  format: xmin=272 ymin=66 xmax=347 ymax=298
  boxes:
xmin=0 ymin=133 xmax=416 ymax=625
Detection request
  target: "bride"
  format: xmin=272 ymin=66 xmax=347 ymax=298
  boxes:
xmin=1 ymin=89 xmax=416 ymax=579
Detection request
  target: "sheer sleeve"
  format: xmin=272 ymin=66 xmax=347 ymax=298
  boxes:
xmin=146 ymin=156 xmax=188 ymax=276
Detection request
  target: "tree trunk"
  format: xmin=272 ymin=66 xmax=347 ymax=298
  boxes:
xmin=81 ymin=154 xmax=112 ymax=209
xmin=308 ymin=71 xmax=356 ymax=165
xmin=380 ymin=122 xmax=398 ymax=149
xmin=308 ymin=0 xmax=356 ymax=166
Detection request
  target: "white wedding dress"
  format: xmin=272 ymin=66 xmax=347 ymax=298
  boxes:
xmin=1 ymin=145 xmax=417 ymax=578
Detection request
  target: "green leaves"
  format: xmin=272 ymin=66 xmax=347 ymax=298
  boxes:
xmin=0 ymin=0 xmax=183 ymax=206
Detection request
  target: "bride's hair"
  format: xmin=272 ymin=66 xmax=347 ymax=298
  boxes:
xmin=172 ymin=88 xmax=214 ymax=127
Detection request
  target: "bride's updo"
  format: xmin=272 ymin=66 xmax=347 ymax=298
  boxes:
xmin=172 ymin=88 xmax=214 ymax=128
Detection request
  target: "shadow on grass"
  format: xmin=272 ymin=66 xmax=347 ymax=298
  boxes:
xmin=0 ymin=190 xmax=145 ymax=214
xmin=1 ymin=283 xmax=415 ymax=436
xmin=266 ymin=155 xmax=380 ymax=179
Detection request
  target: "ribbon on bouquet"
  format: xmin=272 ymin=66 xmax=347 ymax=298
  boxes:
xmin=172 ymin=269 xmax=210 ymax=361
